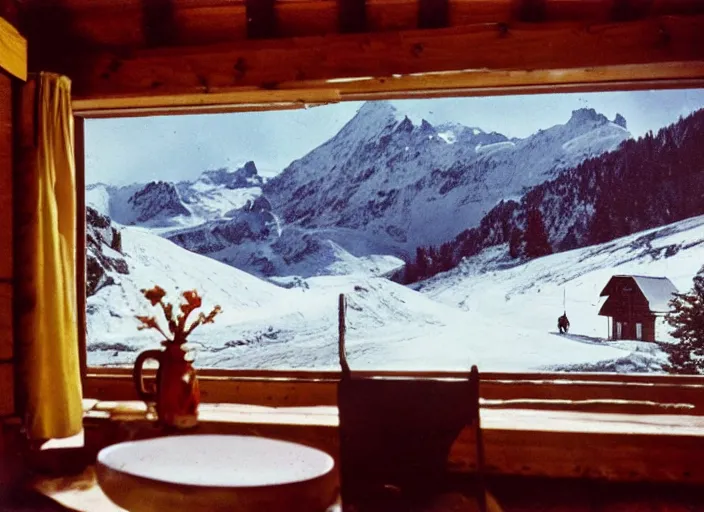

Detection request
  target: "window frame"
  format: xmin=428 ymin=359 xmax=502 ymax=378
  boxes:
xmin=74 ymin=70 xmax=704 ymax=412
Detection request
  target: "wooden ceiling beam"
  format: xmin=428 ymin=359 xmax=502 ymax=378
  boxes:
xmin=143 ymin=0 xmax=177 ymax=46
xmin=72 ymin=62 xmax=704 ymax=116
xmin=419 ymin=0 xmax=449 ymax=28
xmin=515 ymin=0 xmax=547 ymax=22
xmin=339 ymin=0 xmax=366 ymax=32
xmin=246 ymin=0 xmax=277 ymax=38
xmin=17 ymin=0 xmax=704 ymax=52
xmin=66 ymin=15 xmax=704 ymax=106
xmin=611 ymin=0 xmax=653 ymax=21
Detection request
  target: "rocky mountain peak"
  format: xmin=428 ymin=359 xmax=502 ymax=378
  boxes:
xmin=567 ymin=108 xmax=610 ymax=128
xmin=198 ymin=161 xmax=263 ymax=189
xmin=128 ymin=181 xmax=191 ymax=223
xmin=419 ymin=119 xmax=436 ymax=134
xmin=395 ymin=116 xmax=414 ymax=133
xmin=333 ymin=101 xmax=405 ymax=143
xmin=356 ymin=100 xmax=398 ymax=120
xmin=613 ymin=113 xmax=628 ymax=129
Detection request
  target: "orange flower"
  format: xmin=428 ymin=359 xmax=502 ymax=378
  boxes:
xmin=136 ymin=315 xmax=159 ymax=330
xmin=182 ymin=290 xmax=202 ymax=309
xmin=138 ymin=286 xmax=221 ymax=344
xmin=141 ymin=286 xmax=166 ymax=306
xmin=203 ymin=305 xmax=222 ymax=324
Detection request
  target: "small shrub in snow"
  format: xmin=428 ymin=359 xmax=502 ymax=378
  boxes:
xmin=664 ymin=265 xmax=704 ymax=374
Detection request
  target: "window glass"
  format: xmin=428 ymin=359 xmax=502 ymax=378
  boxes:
xmin=84 ymin=89 xmax=704 ymax=374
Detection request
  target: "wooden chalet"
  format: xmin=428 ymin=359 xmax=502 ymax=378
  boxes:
xmin=598 ymin=275 xmax=678 ymax=342
xmin=2 ymin=0 xmax=704 ymax=511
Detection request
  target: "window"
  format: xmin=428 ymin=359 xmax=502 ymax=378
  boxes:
xmin=82 ymin=88 xmax=704 ymax=376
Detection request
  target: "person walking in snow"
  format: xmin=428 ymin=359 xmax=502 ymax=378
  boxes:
xmin=558 ymin=313 xmax=570 ymax=334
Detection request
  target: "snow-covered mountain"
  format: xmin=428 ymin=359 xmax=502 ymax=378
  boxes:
xmin=410 ymin=107 xmax=704 ymax=281
xmin=86 ymin=206 xmax=129 ymax=296
xmin=87 ymin=102 xmax=630 ymax=279
xmin=87 ymin=161 xmax=264 ymax=229
xmin=264 ymin=101 xmax=630 ymax=250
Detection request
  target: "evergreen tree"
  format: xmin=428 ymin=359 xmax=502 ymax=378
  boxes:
xmin=439 ymin=243 xmax=454 ymax=272
xmin=403 ymin=259 xmax=417 ymax=284
xmin=508 ymin=228 xmax=523 ymax=259
xmin=427 ymin=246 xmax=438 ymax=273
xmin=523 ymin=209 xmax=552 ymax=259
xmin=415 ymin=247 xmax=429 ymax=279
xmin=664 ymin=265 xmax=704 ymax=374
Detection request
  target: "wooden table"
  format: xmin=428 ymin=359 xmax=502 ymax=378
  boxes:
xmin=95 ymin=434 xmax=338 ymax=512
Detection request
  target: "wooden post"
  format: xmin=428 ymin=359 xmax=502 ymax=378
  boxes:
xmin=75 ymin=116 xmax=87 ymax=388
xmin=338 ymin=293 xmax=350 ymax=375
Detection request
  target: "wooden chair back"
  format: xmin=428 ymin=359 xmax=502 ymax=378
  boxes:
xmin=336 ymin=294 xmax=486 ymax=511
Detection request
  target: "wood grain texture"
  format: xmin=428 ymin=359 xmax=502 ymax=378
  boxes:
xmin=0 ymin=283 xmax=11 ymax=360
xmin=87 ymin=366 xmax=704 ymax=384
xmin=83 ymin=371 xmax=704 ymax=414
xmin=82 ymin=401 xmax=704 ymax=484
xmin=75 ymin=118 xmax=86 ymax=386
xmin=21 ymin=0 xmax=704 ymax=52
xmin=367 ymin=0 xmax=418 ymax=32
xmin=68 ymin=16 xmax=704 ymax=107
xmin=173 ymin=3 xmax=247 ymax=45
xmin=0 ymin=16 xmax=26 ymax=80
xmin=0 ymin=72 xmax=11 ymax=280
xmin=0 ymin=362 xmax=13 ymax=415
xmin=276 ymin=0 xmax=337 ymax=37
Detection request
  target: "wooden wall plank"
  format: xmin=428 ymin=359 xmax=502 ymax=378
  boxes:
xmin=87 ymin=366 xmax=704 ymax=385
xmin=19 ymin=0 xmax=704 ymax=57
xmin=73 ymin=63 xmax=704 ymax=115
xmin=0 ymin=72 xmax=11 ymax=280
xmin=0 ymin=363 xmax=13 ymax=415
xmin=75 ymin=118 xmax=86 ymax=386
xmin=68 ymin=16 xmax=704 ymax=104
xmin=0 ymin=284 xmax=11 ymax=361
xmin=82 ymin=403 xmax=704 ymax=484
xmin=0 ymin=16 xmax=26 ymax=80
xmin=82 ymin=372 xmax=704 ymax=413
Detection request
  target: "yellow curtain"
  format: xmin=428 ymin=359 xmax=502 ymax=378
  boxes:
xmin=17 ymin=73 xmax=83 ymax=440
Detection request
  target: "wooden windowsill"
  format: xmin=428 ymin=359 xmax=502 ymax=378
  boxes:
xmin=81 ymin=399 xmax=704 ymax=485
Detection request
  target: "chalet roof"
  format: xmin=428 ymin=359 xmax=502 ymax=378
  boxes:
xmin=599 ymin=275 xmax=679 ymax=313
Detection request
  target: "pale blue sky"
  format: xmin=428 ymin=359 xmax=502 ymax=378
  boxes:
xmin=86 ymin=88 xmax=704 ymax=186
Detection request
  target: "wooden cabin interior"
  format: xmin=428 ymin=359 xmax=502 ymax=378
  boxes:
xmin=2 ymin=0 xmax=704 ymax=510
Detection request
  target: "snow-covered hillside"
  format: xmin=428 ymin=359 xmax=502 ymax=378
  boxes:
xmin=417 ymin=214 xmax=704 ymax=372
xmin=88 ymin=212 xmax=704 ymax=372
